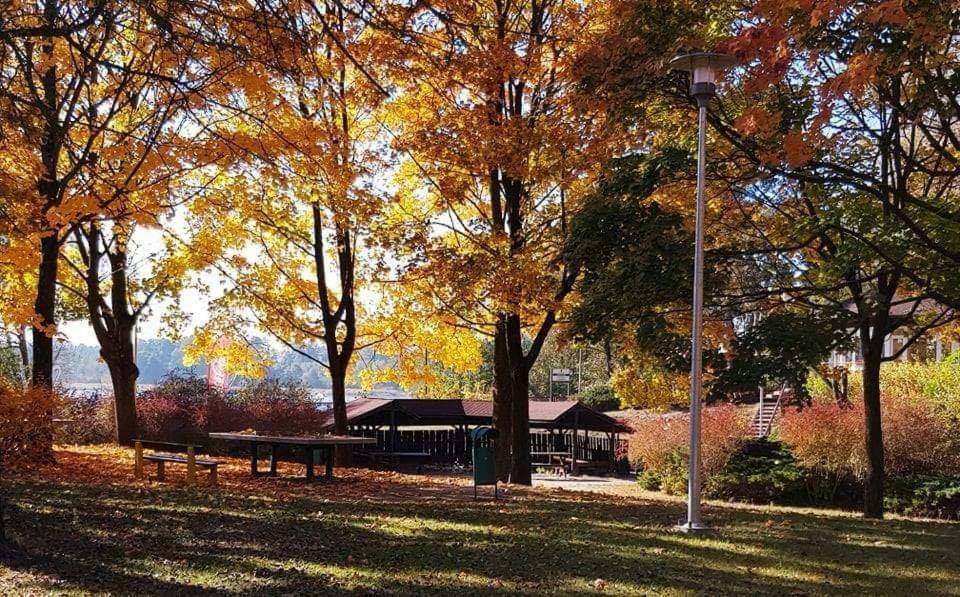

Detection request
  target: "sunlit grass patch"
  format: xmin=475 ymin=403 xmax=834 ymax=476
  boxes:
xmin=1 ymin=445 xmax=958 ymax=595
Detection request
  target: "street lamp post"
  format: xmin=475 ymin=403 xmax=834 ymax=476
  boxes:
xmin=668 ymin=52 xmax=736 ymax=533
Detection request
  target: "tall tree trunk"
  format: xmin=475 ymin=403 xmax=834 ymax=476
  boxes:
xmin=861 ymin=342 xmax=885 ymax=519
xmin=509 ymin=361 xmax=532 ymax=485
xmin=98 ymin=301 xmax=139 ymax=445
xmin=329 ymin=360 xmax=352 ymax=466
xmin=105 ymin=356 xmax=139 ymax=445
xmin=80 ymin=226 xmax=143 ymax=445
xmin=29 ymin=234 xmax=59 ymax=461
xmin=33 ymin=0 xmax=62 ymax=390
xmin=504 ymin=313 xmax=532 ymax=485
xmin=31 ymin=234 xmax=59 ymax=389
xmin=492 ymin=319 xmax=512 ymax=481
xmin=311 ymin=204 xmax=356 ymax=466
xmin=16 ymin=327 xmax=30 ymax=384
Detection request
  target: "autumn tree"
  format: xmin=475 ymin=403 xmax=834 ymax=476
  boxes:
xmin=358 ymin=298 xmax=485 ymax=399
xmin=0 ymin=0 xmax=230 ymax=394
xmin=709 ymin=0 xmax=960 ymax=518
xmin=581 ymin=0 xmax=960 ymax=518
xmin=0 ymin=0 xmax=115 ymax=389
xmin=379 ymin=0 xmax=634 ymax=484
xmin=563 ymin=150 xmax=725 ymax=412
xmin=1 ymin=0 xmax=241 ymax=444
xmin=187 ymin=0 xmax=395 ymax=461
xmin=560 ymin=0 xmax=744 ymax=414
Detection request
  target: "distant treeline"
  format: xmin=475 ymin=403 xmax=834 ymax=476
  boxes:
xmin=49 ymin=338 xmax=388 ymax=389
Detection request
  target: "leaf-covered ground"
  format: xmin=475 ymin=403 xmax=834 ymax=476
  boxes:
xmin=1 ymin=445 xmax=959 ymax=595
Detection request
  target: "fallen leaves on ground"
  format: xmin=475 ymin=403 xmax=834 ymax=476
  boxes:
xmin=0 ymin=445 xmax=957 ymax=596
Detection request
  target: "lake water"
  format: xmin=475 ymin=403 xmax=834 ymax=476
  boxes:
xmin=64 ymin=383 xmax=412 ymax=407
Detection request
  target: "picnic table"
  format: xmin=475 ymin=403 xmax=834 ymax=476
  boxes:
xmin=531 ymin=451 xmax=573 ymax=476
xmin=530 ymin=451 xmax=571 ymax=466
xmin=208 ymin=432 xmax=376 ymax=480
xmin=368 ymin=451 xmax=431 ymax=473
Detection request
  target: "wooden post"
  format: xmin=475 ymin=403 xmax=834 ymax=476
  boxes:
xmin=305 ymin=447 xmax=315 ymax=480
xmin=250 ymin=444 xmax=259 ymax=476
xmin=609 ymin=422 xmax=616 ymax=469
xmin=209 ymin=465 xmax=218 ymax=486
xmin=186 ymin=446 xmax=197 ymax=486
xmin=390 ymin=408 xmax=397 ymax=452
xmin=572 ymin=411 xmax=580 ymax=476
xmin=134 ymin=441 xmax=144 ymax=479
xmin=324 ymin=446 xmax=334 ymax=479
xmin=269 ymin=445 xmax=278 ymax=476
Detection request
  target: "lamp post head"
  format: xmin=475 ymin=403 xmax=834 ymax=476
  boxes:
xmin=669 ymin=52 xmax=736 ymax=105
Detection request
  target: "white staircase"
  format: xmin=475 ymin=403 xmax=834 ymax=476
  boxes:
xmin=750 ymin=388 xmax=785 ymax=437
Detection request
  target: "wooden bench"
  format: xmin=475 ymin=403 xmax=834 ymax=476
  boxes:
xmin=369 ymin=451 xmax=431 ymax=473
xmin=560 ymin=457 xmax=610 ymax=476
xmin=531 ymin=451 xmax=572 ymax=477
xmin=134 ymin=441 xmax=221 ymax=486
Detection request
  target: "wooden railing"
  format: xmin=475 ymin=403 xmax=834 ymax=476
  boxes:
xmin=349 ymin=427 xmax=619 ymax=465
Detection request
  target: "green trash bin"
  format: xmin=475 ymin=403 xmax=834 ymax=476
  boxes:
xmin=471 ymin=426 xmax=499 ymax=499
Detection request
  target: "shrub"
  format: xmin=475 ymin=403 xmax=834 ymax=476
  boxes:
xmin=576 ymin=384 xmax=620 ymax=412
xmin=660 ymin=448 xmax=689 ymax=495
xmin=882 ymin=393 xmax=959 ymax=476
xmin=626 ymin=412 xmax=684 ymax=473
xmin=137 ymin=372 xmax=219 ymax=443
xmin=807 ymin=360 xmax=960 ymax=421
xmin=705 ymin=438 xmax=804 ymax=504
xmin=0 ymin=380 xmax=63 ymax=465
xmin=779 ymin=391 xmax=959 ymax=504
xmin=137 ymin=373 xmax=326 ymax=443
xmin=225 ymin=379 xmax=328 ymax=434
xmin=886 ymin=475 xmax=960 ymax=520
xmin=916 ymin=359 xmax=960 ymax=422
xmin=780 ymin=394 xmax=958 ymax=476
xmin=55 ymin=391 xmax=115 ymax=444
xmin=635 ymin=469 xmax=661 ymax=491
xmin=778 ymin=402 xmax=863 ymax=503
xmin=626 ymin=404 xmax=750 ymax=494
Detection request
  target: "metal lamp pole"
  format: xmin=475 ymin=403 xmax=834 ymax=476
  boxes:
xmin=668 ymin=52 xmax=736 ymax=533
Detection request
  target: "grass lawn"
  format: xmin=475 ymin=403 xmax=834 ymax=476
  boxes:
xmin=1 ymin=446 xmax=959 ymax=595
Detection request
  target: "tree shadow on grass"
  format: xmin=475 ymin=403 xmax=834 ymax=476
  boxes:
xmin=2 ymin=472 xmax=959 ymax=595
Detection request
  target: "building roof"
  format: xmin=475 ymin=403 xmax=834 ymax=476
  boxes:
xmin=318 ymin=398 xmax=628 ymax=432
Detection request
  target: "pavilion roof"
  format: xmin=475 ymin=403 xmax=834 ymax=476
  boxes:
xmin=317 ymin=398 xmax=628 ymax=432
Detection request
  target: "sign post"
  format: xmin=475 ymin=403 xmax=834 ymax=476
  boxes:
xmin=550 ymin=368 xmax=573 ymax=401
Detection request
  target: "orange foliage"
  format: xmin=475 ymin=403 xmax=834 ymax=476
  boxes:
xmin=779 ymin=394 xmax=959 ymax=480
xmin=0 ymin=380 xmax=63 ymax=465
xmin=626 ymin=405 xmax=750 ymax=478
xmin=783 ymin=130 xmax=816 ymax=167
xmin=734 ymin=106 xmax=780 ymax=137
xmin=778 ymin=403 xmax=864 ymax=480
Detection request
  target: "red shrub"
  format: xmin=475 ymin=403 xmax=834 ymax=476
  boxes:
xmin=778 ymin=402 xmax=864 ymax=493
xmin=883 ymin=395 xmax=958 ymax=476
xmin=778 ymin=393 xmax=959 ymax=481
xmin=136 ymin=374 xmax=329 ymax=443
xmin=0 ymin=380 xmax=64 ymax=465
xmin=137 ymin=373 xmax=223 ymax=443
xmin=627 ymin=404 xmax=750 ymax=480
xmin=627 ymin=412 xmax=687 ymax=474
xmin=225 ymin=380 xmax=329 ymax=435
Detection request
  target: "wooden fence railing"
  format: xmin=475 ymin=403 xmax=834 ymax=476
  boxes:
xmin=349 ymin=427 xmax=621 ymax=465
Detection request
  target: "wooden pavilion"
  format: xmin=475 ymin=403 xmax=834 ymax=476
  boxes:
xmin=317 ymin=398 xmax=629 ymax=473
